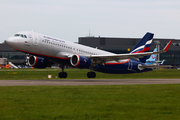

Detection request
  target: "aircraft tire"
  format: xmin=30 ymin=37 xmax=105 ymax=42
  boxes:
xmin=87 ymin=72 xmax=92 ymax=78
xmin=87 ymin=72 xmax=96 ymax=78
xmin=59 ymin=72 xmax=67 ymax=78
xmin=59 ymin=72 xmax=63 ymax=78
xmin=91 ymin=72 xmax=96 ymax=78
xmin=63 ymin=72 xmax=67 ymax=78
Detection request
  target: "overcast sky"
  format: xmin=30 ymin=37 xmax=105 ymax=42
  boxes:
xmin=1 ymin=0 xmax=180 ymax=43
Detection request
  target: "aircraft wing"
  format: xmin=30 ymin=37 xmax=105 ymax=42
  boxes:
xmin=86 ymin=40 xmax=172 ymax=63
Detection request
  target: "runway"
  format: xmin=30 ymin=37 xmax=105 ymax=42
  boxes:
xmin=0 ymin=79 xmax=180 ymax=86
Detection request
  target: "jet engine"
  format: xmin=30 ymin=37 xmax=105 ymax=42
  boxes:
xmin=70 ymin=54 xmax=92 ymax=69
xmin=28 ymin=56 xmax=51 ymax=68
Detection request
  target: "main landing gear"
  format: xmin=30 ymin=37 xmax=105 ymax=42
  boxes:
xmin=58 ymin=64 xmax=96 ymax=78
xmin=87 ymin=72 xmax=96 ymax=78
xmin=59 ymin=65 xmax=67 ymax=78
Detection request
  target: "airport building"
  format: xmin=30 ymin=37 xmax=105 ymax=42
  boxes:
xmin=0 ymin=44 xmax=26 ymax=65
xmin=0 ymin=36 xmax=180 ymax=68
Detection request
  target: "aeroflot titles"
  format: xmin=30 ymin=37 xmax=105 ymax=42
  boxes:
xmin=44 ymin=36 xmax=65 ymax=43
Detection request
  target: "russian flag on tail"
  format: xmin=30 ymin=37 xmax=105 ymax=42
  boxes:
xmin=130 ymin=32 xmax=154 ymax=63
xmin=130 ymin=32 xmax=154 ymax=54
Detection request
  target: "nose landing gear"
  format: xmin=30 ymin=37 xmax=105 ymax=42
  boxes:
xmin=59 ymin=64 xmax=67 ymax=78
xmin=59 ymin=72 xmax=67 ymax=78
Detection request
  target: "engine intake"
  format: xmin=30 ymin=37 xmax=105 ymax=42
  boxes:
xmin=70 ymin=54 xmax=91 ymax=69
xmin=28 ymin=56 xmax=49 ymax=68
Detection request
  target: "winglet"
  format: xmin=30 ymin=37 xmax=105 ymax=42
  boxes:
xmin=164 ymin=40 xmax=172 ymax=51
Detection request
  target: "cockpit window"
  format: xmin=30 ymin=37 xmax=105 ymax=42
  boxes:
xmin=14 ymin=34 xmax=20 ymax=37
xmin=14 ymin=34 xmax=27 ymax=38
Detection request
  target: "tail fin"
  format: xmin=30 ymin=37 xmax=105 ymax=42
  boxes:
xmin=145 ymin=48 xmax=157 ymax=65
xmin=160 ymin=59 xmax=165 ymax=65
xmin=130 ymin=32 xmax=154 ymax=63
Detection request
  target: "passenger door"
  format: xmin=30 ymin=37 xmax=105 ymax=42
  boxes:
xmin=33 ymin=33 xmax=39 ymax=45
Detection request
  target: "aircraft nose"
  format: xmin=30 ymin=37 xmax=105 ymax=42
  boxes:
xmin=6 ymin=37 xmax=15 ymax=47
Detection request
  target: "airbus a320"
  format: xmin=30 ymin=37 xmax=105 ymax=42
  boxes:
xmin=6 ymin=31 xmax=172 ymax=78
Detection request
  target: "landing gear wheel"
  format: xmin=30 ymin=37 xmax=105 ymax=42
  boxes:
xmin=87 ymin=72 xmax=91 ymax=78
xmin=62 ymin=72 xmax=67 ymax=78
xmin=87 ymin=72 xmax=96 ymax=78
xmin=91 ymin=72 xmax=96 ymax=78
xmin=59 ymin=72 xmax=67 ymax=78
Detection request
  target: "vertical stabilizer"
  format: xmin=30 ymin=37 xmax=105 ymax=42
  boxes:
xmin=145 ymin=48 xmax=157 ymax=65
xmin=130 ymin=32 xmax=154 ymax=63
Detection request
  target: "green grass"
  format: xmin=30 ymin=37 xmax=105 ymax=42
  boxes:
xmin=1 ymin=69 xmax=180 ymax=119
xmin=0 ymin=68 xmax=180 ymax=79
xmin=0 ymin=85 xmax=180 ymax=120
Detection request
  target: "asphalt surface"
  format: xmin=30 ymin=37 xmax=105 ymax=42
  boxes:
xmin=0 ymin=79 xmax=180 ymax=86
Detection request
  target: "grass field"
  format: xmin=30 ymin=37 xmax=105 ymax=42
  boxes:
xmin=0 ymin=68 xmax=180 ymax=79
xmin=0 ymin=85 xmax=180 ymax=120
xmin=1 ymin=68 xmax=180 ymax=119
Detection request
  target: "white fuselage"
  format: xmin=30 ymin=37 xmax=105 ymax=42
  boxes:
xmin=7 ymin=31 xmax=115 ymax=60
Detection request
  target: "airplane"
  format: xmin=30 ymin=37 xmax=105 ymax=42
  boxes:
xmin=6 ymin=31 xmax=172 ymax=78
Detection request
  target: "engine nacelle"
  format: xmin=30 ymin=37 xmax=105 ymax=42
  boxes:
xmin=70 ymin=54 xmax=91 ymax=69
xmin=28 ymin=56 xmax=49 ymax=68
